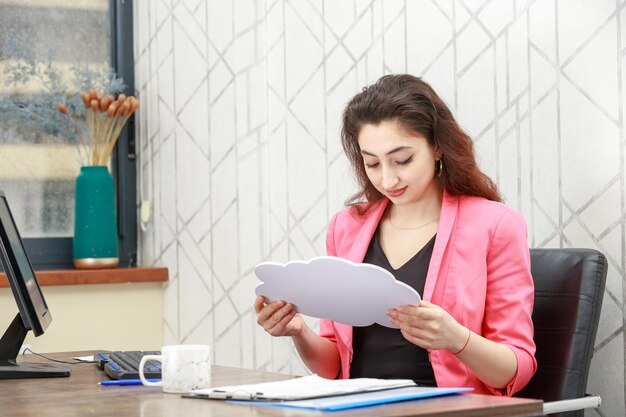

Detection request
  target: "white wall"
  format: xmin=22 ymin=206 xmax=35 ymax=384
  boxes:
xmin=134 ymin=1 xmax=625 ymax=416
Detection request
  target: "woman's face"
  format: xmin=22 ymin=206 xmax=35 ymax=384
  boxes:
xmin=357 ymin=120 xmax=440 ymax=206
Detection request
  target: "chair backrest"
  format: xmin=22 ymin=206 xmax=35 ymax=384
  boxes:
xmin=516 ymin=248 xmax=607 ymax=417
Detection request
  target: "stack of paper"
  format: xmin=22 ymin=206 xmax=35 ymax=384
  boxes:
xmin=184 ymin=375 xmax=473 ymax=411
xmin=236 ymin=386 xmax=474 ymax=411
xmin=187 ymin=374 xmax=416 ymax=401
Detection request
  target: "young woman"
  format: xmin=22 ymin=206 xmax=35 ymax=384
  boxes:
xmin=254 ymin=74 xmax=536 ymax=396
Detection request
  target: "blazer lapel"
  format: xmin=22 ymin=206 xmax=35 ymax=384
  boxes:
xmin=336 ymin=199 xmax=388 ymax=355
xmin=341 ymin=195 xmax=458 ymax=301
xmin=335 ymin=195 xmax=457 ymax=351
xmin=423 ymin=191 xmax=458 ymax=302
xmin=344 ymin=200 xmax=388 ymax=263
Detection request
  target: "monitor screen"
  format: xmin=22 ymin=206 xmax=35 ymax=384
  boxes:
xmin=0 ymin=190 xmax=69 ymax=379
xmin=0 ymin=194 xmax=50 ymax=336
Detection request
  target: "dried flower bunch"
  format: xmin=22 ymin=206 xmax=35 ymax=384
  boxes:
xmin=57 ymin=89 xmax=139 ymax=166
xmin=0 ymin=49 xmax=129 ymax=165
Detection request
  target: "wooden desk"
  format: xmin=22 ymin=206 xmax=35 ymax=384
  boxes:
xmin=0 ymin=351 xmax=543 ymax=417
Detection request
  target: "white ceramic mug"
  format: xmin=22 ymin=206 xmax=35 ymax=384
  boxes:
xmin=138 ymin=345 xmax=211 ymax=393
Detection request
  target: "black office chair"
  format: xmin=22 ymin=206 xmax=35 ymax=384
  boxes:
xmin=516 ymin=248 xmax=607 ymax=416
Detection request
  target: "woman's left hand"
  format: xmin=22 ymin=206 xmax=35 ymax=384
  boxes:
xmin=387 ymin=300 xmax=468 ymax=352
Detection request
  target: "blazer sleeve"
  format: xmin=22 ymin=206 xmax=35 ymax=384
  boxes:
xmin=483 ymin=209 xmax=537 ymax=396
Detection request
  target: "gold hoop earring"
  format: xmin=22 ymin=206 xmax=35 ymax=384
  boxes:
xmin=436 ymin=159 xmax=443 ymax=177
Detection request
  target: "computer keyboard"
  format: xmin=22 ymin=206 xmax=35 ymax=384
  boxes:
xmin=95 ymin=351 xmax=162 ymax=380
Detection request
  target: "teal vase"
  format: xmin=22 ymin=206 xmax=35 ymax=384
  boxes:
xmin=73 ymin=166 xmax=119 ymax=268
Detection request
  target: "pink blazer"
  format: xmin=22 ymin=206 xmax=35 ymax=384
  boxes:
xmin=320 ymin=191 xmax=537 ymax=396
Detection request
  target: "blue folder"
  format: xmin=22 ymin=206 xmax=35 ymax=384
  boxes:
xmin=228 ymin=386 xmax=474 ymax=411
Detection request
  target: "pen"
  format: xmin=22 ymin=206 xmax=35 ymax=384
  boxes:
xmin=99 ymin=379 xmax=160 ymax=386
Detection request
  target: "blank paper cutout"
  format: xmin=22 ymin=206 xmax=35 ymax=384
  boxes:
xmin=255 ymin=256 xmax=421 ymax=328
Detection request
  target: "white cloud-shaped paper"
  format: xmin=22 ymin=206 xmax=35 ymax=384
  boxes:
xmin=255 ymin=256 xmax=421 ymax=329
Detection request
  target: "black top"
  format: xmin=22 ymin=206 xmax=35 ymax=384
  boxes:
xmin=350 ymin=231 xmax=437 ymax=386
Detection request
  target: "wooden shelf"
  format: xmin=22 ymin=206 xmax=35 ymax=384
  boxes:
xmin=0 ymin=267 xmax=168 ymax=287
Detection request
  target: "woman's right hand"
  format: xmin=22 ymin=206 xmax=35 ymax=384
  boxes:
xmin=254 ymin=295 xmax=305 ymax=337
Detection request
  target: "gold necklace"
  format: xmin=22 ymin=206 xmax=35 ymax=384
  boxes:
xmin=388 ymin=215 xmax=440 ymax=230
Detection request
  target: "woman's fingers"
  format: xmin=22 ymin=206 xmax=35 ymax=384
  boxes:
xmin=389 ymin=307 xmax=427 ymax=329
xmin=257 ymin=300 xmax=296 ymax=333
xmin=264 ymin=303 xmax=290 ymax=329
xmin=387 ymin=301 xmax=460 ymax=350
xmin=400 ymin=329 xmax=430 ymax=347
xmin=253 ymin=295 xmax=302 ymax=337
xmin=253 ymin=295 xmax=267 ymax=314
xmin=256 ymin=299 xmax=284 ymax=324
xmin=267 ymin=309 xmax=297 ymax=336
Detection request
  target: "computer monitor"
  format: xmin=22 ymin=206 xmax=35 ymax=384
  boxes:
xmin=0 ymin=190 xmax=70 ymax=379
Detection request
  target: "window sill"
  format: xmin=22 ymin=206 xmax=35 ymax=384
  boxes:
xmin=0 ymin=267 xmax=169 ymax=287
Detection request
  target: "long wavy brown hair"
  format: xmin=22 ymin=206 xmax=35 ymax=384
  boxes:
xmin=341 ymin=74 xmax=501 ymax=214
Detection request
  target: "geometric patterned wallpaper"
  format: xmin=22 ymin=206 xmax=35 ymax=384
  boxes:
xmin=134 ymin=1 xmax=624 ymax=416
